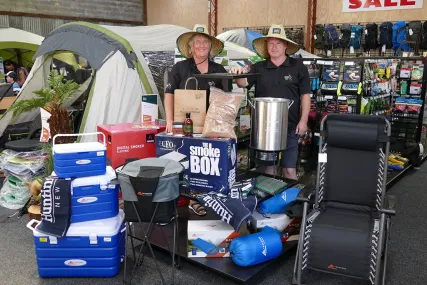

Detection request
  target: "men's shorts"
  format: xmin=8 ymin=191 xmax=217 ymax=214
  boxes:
xmin=280 ymin=132 xmax=299 ymax=169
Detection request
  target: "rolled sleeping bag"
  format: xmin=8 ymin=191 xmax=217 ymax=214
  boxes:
xmin=230 ymin=226 xmax=283 ymax=267
xmin=258 ymin=187 xmax=300 ymax=214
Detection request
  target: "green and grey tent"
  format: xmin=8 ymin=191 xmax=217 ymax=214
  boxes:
xmin=0 ymin=22 xmax=159 ymax=141
xmin=0 ymin=23 xmax=259 ymax=140
xmin=0 ymin=27 xmax=43 ymax=72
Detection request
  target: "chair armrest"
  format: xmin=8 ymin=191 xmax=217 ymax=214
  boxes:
xmin=296 ymin=185 xmax=316 ymax=203
xmin=380 ymin=195 xmax=396 ymax=216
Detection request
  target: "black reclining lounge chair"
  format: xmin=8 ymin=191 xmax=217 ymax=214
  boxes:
xmin=293 ymin=114 xmax=396 ymax=285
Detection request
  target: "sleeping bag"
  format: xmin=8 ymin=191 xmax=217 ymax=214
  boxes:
xmin=258 ymin=187 xmax=300 ymax=214
xmin=230 ymin=226 xmax=282 ymax=267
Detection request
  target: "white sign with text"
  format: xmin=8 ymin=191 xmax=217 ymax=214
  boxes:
xmin=343 ymin=0 xmax=423 ymax=12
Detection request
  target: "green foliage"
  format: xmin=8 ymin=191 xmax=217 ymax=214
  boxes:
xmin=10 ymin=70 xmax=80 ymax=119
xmin=42 ymin=142 xmax=54 ymax=177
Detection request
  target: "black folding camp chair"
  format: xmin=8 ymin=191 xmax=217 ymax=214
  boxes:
xmin=117 ymin=158 xmax=183 ymax=285
xmin=292 ymin=114 xmax=396 ymax=285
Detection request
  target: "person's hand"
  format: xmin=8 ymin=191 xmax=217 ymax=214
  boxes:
xmin=296 ymin=120 xmax=308 ymax=136
xmin=231 ymin=67 xmax=248 ymax=75
xmin=166 ymin=120 xmax=174 ymax=133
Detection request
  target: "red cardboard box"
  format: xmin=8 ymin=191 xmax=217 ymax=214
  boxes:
xmin=97 ymin=122 xmax=165 ymax=169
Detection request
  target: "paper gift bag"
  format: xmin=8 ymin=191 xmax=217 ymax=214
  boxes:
xmin=174 ymin=77 xmax=207 ymax=133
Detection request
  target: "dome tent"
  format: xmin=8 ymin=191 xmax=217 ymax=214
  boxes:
xmin=0 ymin=23 xmax=258 ymax=140
xmin=0 ymin=22 xmax=158 ymax=142
xmin=216 ymin=28 xmax=263 ymax=52
xmin=0 ymin=27 xmax=44 ymax=72
xmin=217 ymin=28 xmax=320 ymax=59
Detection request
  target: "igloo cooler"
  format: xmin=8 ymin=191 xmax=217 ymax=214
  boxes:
xmin=70 ymin=166 xmax=119 ymax=223
xmin=27 ymin=210 xmax=125 ymax=278
xmin=52 ymin=133 xmax=107 ymax=178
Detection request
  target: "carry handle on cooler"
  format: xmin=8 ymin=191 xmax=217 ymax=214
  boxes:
xmin=26 ymin=219 xmax=40 ymax=233
xmin=52 ymin=132 xmax=106 ymax=147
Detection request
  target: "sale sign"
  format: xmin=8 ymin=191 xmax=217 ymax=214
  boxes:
xmin=343 ymin=0 xmax=423 ymax=12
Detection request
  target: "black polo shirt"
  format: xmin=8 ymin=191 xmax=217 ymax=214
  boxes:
xmin=165 ymin=58 xmax=231 ymax=96
xmin=247 ymin=57 xmax=310 ymax=130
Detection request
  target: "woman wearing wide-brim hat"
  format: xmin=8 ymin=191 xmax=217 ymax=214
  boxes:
xmin=164 ymin=24 xmax=230 ymax=216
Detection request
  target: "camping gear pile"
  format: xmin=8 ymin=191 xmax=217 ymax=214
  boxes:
xmin=28 ymin=133 xmax=124 ymax=278
xmin=0 ymin=149 xmax=47 ymax=209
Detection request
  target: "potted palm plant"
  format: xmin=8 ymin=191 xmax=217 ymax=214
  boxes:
xmin=10 ymin=69 xmax=81 ymax=144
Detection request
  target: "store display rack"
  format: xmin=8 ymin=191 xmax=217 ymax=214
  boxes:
xmin=313 ymin=20 xmax=427 ymax=58
xmin=301 ymin=56 xmax=427 ymax=185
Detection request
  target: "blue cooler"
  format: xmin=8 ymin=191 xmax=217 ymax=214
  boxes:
xmin=53 ymin=133 xmax=107 ymax=178
xmin=28 ymin=210 xmax=125 ymax=278
xmin=70 ymin=166 xmax=119 ymax=223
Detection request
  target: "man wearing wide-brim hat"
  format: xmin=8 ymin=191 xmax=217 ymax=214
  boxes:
xmin=233 ymin=24 xmax=311 ymax=180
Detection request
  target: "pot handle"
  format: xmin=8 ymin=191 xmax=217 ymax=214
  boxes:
xmin=248 ymin=98 xmax=256 ymax=110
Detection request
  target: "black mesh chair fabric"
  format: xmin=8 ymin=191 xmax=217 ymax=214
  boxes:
xmin=5 ymin=114 xmax=43 ymax=152
xmin=307 ymin=208 xmax=376 ymax=278
xmin=323 ymin=114 xmax=387 ymax=207
xmin=324 ymin=146 xmax=380 ymax=207
xmin=299 ymin=114 xmax=389 ymax=284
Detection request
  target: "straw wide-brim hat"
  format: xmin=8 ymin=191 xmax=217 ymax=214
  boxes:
xmin=252 ymin=24 xmax=300 ymax=58
xmin=177 ymin=24 xmax=224 ymax=59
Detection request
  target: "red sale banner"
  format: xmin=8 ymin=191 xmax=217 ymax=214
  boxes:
xmin=343 ymin=0 xmax=423 ymax=12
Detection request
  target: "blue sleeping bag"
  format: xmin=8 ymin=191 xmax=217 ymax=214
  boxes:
xmin=258 ymin=187 xmax=300 ymax=214
xmin=230 ymin=226 xmax=282 ymax=267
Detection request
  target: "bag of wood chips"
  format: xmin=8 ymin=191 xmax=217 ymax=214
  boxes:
xmin=202 ymin=87 xmax=244 ymax=140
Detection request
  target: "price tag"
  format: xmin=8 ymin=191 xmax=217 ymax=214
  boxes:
xmin=319 ymin=153 xmax=327 ymax=163
xmin=325 ymin=95 xmax=334 ymax=99
xmin=345 ymin=61 xmax=355 ymax=66
xmin=324 ymin=61 xmax=333 ymax=65
xmin=409 ymin=29 xmax=414 ymax=36
xmin=382 ymin=45 xmax=386 ymax=53
xmin=339 ymin=96 xmax=347 ymax=100
xmin=365 ymin=29 xmax=368 ymax=35
xmin=350 ymin=46 xmax=355 ymax=54
xmin=303 ymin=61 xmax=311 ymax=65
xmin=327 ymin=50 xmax=332 ymax=57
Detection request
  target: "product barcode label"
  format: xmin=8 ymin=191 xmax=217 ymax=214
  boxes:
xmin=97 ymin=151 xmax=104 ymax=156
xmin=104 ymin=237 xmax=112 ymax=242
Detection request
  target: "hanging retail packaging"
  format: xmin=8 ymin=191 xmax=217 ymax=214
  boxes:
xmin=187 ymin=220 xmax=239 ymax=258
xmin=27 ymin=210 xmax=125 ymax=278
xmin=156 ymin=133 xmax=237 ymax=195
xmin=52 ymin=133 xmax=106 ymax=178
xmin=97 ymin=122 xmax=165 ymax=169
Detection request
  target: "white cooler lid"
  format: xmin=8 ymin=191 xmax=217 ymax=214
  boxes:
xmin=53 ymin=142 xmax=106 ymax=154
xmin=71 ymin=166 xmax=116 ymax=188
xmin=34 ymin=209 xmax=124 ymax=237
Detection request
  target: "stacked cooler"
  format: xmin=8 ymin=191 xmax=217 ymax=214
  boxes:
xmin=30 ymin=137 xmax=125 ymax=278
